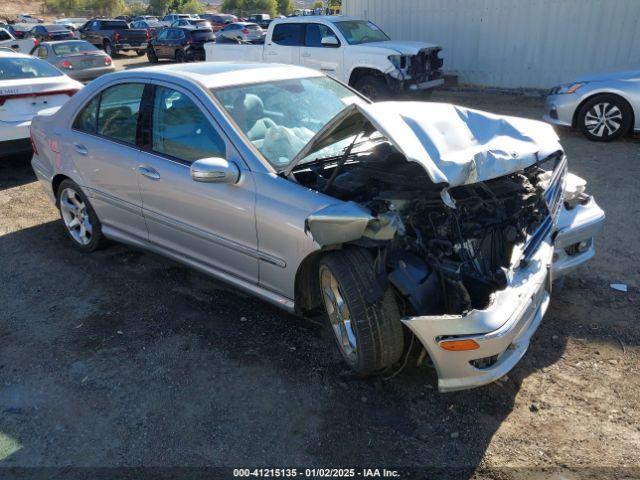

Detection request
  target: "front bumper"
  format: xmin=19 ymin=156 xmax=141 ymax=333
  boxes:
xmin=403 ymin=197 xmax=605 ymax=392
xmin=543 ymin=93 xmax=579 ymax=128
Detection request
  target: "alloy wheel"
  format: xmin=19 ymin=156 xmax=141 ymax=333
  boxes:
xmin=320 ymin=266 xmax=357 ymax=364
xmin=59 ymin=188 xmax=93 ymax=246
xmin=584 ymin=102 xmax=623 ymax=138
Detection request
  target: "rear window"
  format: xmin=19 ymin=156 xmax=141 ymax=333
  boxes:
xmin=101 ymin=21 xmax=129 ymax=30
xmin=45 ymin=25 xmax=68 ymax=32
xmin=247 ymin=24 xmax=261 ymax=30
xmin=0 ymin=57 xmax=64 ymax=79
xmin=53 ymin=41 xmax=98 ymax=55
xmin=272 ymin=23 xmax=304 ymax=46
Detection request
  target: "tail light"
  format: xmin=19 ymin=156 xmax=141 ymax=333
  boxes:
xmin=146 ymin=30 xmax=150 ymax=40
xmin=47 ymin=33 xmax=53 ymax=38
xmin=29 ymin=127 xmax=38 ymax=155
xmin=33 ymin=39 xmax=39 ymax=47
xmin=242 ymin=28 xmax=249 ymax=35
xmin=186 ymin=37 xmax=192 ymax=45
xmin=104 ymin=56 xmax=112 ymax=65
xmin=114 ymin=32 xmax=121 ymax=41
xmin=59 ymin=60 xmax=73 ymax=69
xmin=0 ymin=89 xmax=79 ymax=107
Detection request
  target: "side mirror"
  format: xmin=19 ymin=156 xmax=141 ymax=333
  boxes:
xmin=321 ymin=36 xmax=339 ymax=46
xmin=191 ymin=157 xmax=240 ymax=184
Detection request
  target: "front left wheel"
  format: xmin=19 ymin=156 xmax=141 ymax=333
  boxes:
xmin=57 ymin=179 xmax=105 ymax=252
xmin=577 ymin=94 xmax=633 ymax=142
xmin=319 ymin=248 xmax=404 ymax=375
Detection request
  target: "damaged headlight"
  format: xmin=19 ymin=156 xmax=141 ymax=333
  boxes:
xmin=563 ymin=172 xmax=591 ymax=208
xmin=388 ymin=54 xmax=409 ymax=70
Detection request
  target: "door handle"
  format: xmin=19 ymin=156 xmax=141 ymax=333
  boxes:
xmin=137 ymin=165 xmax=160 ymax=180
xmin=73 ymin=143 xmax=88 ymax=155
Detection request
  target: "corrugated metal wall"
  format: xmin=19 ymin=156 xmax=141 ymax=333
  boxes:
xmin=342 ymin=0 xmax=640 ymax=89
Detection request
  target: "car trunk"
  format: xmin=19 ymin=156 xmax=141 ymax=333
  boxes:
xmin=64 ymin=51 xmax=107 ymax=69
xmin=0 ymin=78 xmax=78 ymax=123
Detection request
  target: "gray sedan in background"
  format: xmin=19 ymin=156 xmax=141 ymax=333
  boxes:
xmin=544 ymin=69 xmax=640 ymax=142
xmin=33 ymin=40 xmax=115 ymax=81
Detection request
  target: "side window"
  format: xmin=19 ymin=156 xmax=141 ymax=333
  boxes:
xmin=151 ymin=86 xmax=225 ymax=163
xmin=156 ymin=29 xmax=168 ymax=40
xmin=272 ymin=23 xmax=304 ymax=46
xmin=305 ymin=24 xmax=339 ymax=47
xmin=97 ymin=83 xmax=145 ymax=144
xmin=0 ymin=30 xmax=10 ymax=41
xmin=73 ymin=95 xmax=100 ymax=134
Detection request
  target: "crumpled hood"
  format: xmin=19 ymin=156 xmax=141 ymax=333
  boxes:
xmin=570 ymin=69 xmax=640 ymax=83
xmin=288 ymin=101 xmax=563 ymax=188
xmin=361 ymin=40 xmax=440 ymax=55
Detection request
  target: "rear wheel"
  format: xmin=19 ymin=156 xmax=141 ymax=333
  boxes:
xmin=104 ymin=41 xmax=116 ymax=57
xmin=136 ymin=50 xmax=146 ymax=56
xmin=319 ymin=248 xmax=404 ymax=375
xmin=355 ymin=75 xmax=390 ymax=101
xmin=57 ymin=179 xmax=105 ymax=252
xmin=577 ymin=94 xmax=632 ymax=142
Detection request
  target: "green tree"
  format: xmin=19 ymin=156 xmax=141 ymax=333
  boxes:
xmin=312 ymin=1 xmax=323 ymax=9
xmin=276 ymin=0 xmax=293 ymax=15
xmin=221 ymin=0 xmax=276 ymax=16
xmin=180 ymin=0 xmax=204 ymax=13
xmin=45 ymin=0 xmax=82 ymax=15
xmin=126 ymin=1 xmax=149 ymax=16
xmin=86 ymin=0 xmax=125 ymax=16
xmin=149 ymin=0 xmax=171 ymax=15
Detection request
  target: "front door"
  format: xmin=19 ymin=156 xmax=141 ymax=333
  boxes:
xmin=299 ymin=23 xmax=343 ymax=80
xmin=64 ymin=82 xmax=148 ymax=241
xmin=136 ymin=83 xmax=259 ymax=283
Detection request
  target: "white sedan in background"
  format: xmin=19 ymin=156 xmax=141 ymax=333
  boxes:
xmin=0 ymin=50 xmax=82 ymax=156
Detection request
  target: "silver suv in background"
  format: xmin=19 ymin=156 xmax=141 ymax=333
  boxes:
xmin=30 ymin=63 xmax=604 ymax=392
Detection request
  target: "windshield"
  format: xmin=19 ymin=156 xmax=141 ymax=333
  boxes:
xmin=0 ymin=57 xmax=64 ymax=79
xmin=102 ymin=21 xmax=129 ymax=30
xmin=334 ymin=20 xmax=390 ymax=45
xmin=53 ymin=41 xmax=98 ymax=55
xmin=213 ymin=76 xmax=363 ymax=170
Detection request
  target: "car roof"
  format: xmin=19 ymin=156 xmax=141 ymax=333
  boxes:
xmin=123 ymin=61 xmax=323 ymax=89
xmin=43 ymin=39 xmax=90 ymax=44
xmin=276 ymin=15 xmax=359 ymax=24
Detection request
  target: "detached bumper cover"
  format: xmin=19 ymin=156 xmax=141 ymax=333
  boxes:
xmin=403 ymin=197 xmax=604 ymax=392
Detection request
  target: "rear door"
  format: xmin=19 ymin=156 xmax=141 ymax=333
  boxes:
xmin=300 ymin=23 xmax=343 ymax=79
xmin=153 ymin=28 xmax=169 ymax=57
xmin=64 ymin=82 xmax=148 ymax=241
xmin=264 ymin=22 xmax=302 ymax=64
xmin=136 ymin=83 xmax=259 ymax=282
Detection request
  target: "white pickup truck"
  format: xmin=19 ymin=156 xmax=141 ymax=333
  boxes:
xmin=0 ymin=28 xmax=38 ymax=54
xmin=205 ymin=16 xmax=444 ymax=100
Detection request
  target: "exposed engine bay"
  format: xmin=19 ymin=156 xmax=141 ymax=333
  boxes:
xmin=292 ymin=137 xmax=564 ymax=316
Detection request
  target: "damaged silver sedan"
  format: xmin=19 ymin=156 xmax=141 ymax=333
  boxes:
xmin=30 ymin=63 xmax=605 ymax=391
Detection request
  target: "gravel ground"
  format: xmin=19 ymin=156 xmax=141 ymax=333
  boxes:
xmin=0 ymin=54 xmax=639 ymax=479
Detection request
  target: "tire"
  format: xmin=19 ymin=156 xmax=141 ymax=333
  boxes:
xmin=318 ymin=248 xmax=404 ymax=375
xmin=354 ymin=75 xmax=390 ymax=102
xmin=104 ymin=41 xmax=116 ymax=57
xmin=56 ymin=179 xmax=105 ymax=253
xmin=136 ymin=50 xmax=145 ymax=56
xmin=147 ymin=47 xmax=158 ymax=63
xmin=577 ymin=94 xmax=633 ymax=142
xmin=175 ymin=49 xmax=185 ymax=63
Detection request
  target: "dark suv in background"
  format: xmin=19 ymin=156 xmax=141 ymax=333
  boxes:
xmin=147 ymin=26 xmax=214 ymax=62
xmin=27 ymin=24 xmax=75 ymax=42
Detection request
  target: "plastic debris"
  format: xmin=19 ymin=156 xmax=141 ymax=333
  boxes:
xmin=610 ymin=283 xmax=628 ymax=292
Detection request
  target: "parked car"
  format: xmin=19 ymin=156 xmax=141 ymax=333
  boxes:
xmin=6 ymin=24 xmax=32 ymax=39
xmin=115 ymin=15 xmax=132 ymax=23
xmin=216 ymin=22 xmax=263 ymax=42
xmin=205 ymin=16 xmax=443 ymax=100
xmin=161 ymin=13 xmax=198 ymax=25
xmin=246 ymin=14 xmax=272 ymax=29
xmin=544 ymin=69 xmax=640 ymax=142
xmin=170 ymin=18 xmax=212 ymax=29
xmin=0 ymin=50 xmax=82 ymax=156
xmin=33 ymin=40 xmax=115 ymax=81
xmin=80 ymin=19 xmax=149 ymax=57
xmin=17 ymin=13 xmax=43 ymax=24
xmin=0 ymin=27 xmax=39 ymax=54
xmin=133 ymin=15 xmax=159 ymax=22
xmin=30 ymin=62 xmax=604 ymax=391
xmin=199 ymin=13 xmax=237 ymax=32
xmin=27 ymin=24 xmax=75 ymax=42
xmin=53 ymin=18 xmax=90 ymax=30
xmin=131 ymin=20 xmax=165 ymax=39
xmin=147 ymin=26 xmax=214 ymax=62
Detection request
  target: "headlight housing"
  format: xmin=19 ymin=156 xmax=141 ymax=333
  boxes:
xmin=550 ymin=82 xmax=588 ymax=95
xmin=563 ymin=172 xmax=591 ymax=209
xmin=388 ymin=54 xmax=408 ymax=69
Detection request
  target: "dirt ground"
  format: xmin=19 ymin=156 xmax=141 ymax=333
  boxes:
xmin=1 ymin=54 xmax=639 ymax=479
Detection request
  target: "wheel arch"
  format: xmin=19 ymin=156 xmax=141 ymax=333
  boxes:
xmin=52 ymin=173 xmax=72 ymax=206
xmin=572 ymin=91 xmax=635 ymax=131
xmin=348 ymin=66 xmax=386 ymax=87
xmin=294 ymin=249 xmax=326 ymax=316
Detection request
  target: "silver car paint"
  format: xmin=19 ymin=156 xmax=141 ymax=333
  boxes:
xmin=30 ymin=64 xmax=605 ymax=391
xmin=544 ymin=69 xmax=640 ymax=132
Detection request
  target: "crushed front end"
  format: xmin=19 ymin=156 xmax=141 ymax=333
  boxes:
xmin=387 ymin=47 xmax=445 ymax=92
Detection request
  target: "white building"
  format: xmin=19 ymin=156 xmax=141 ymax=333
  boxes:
xmin=342 ymin=0 xmax=640 ymax=89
